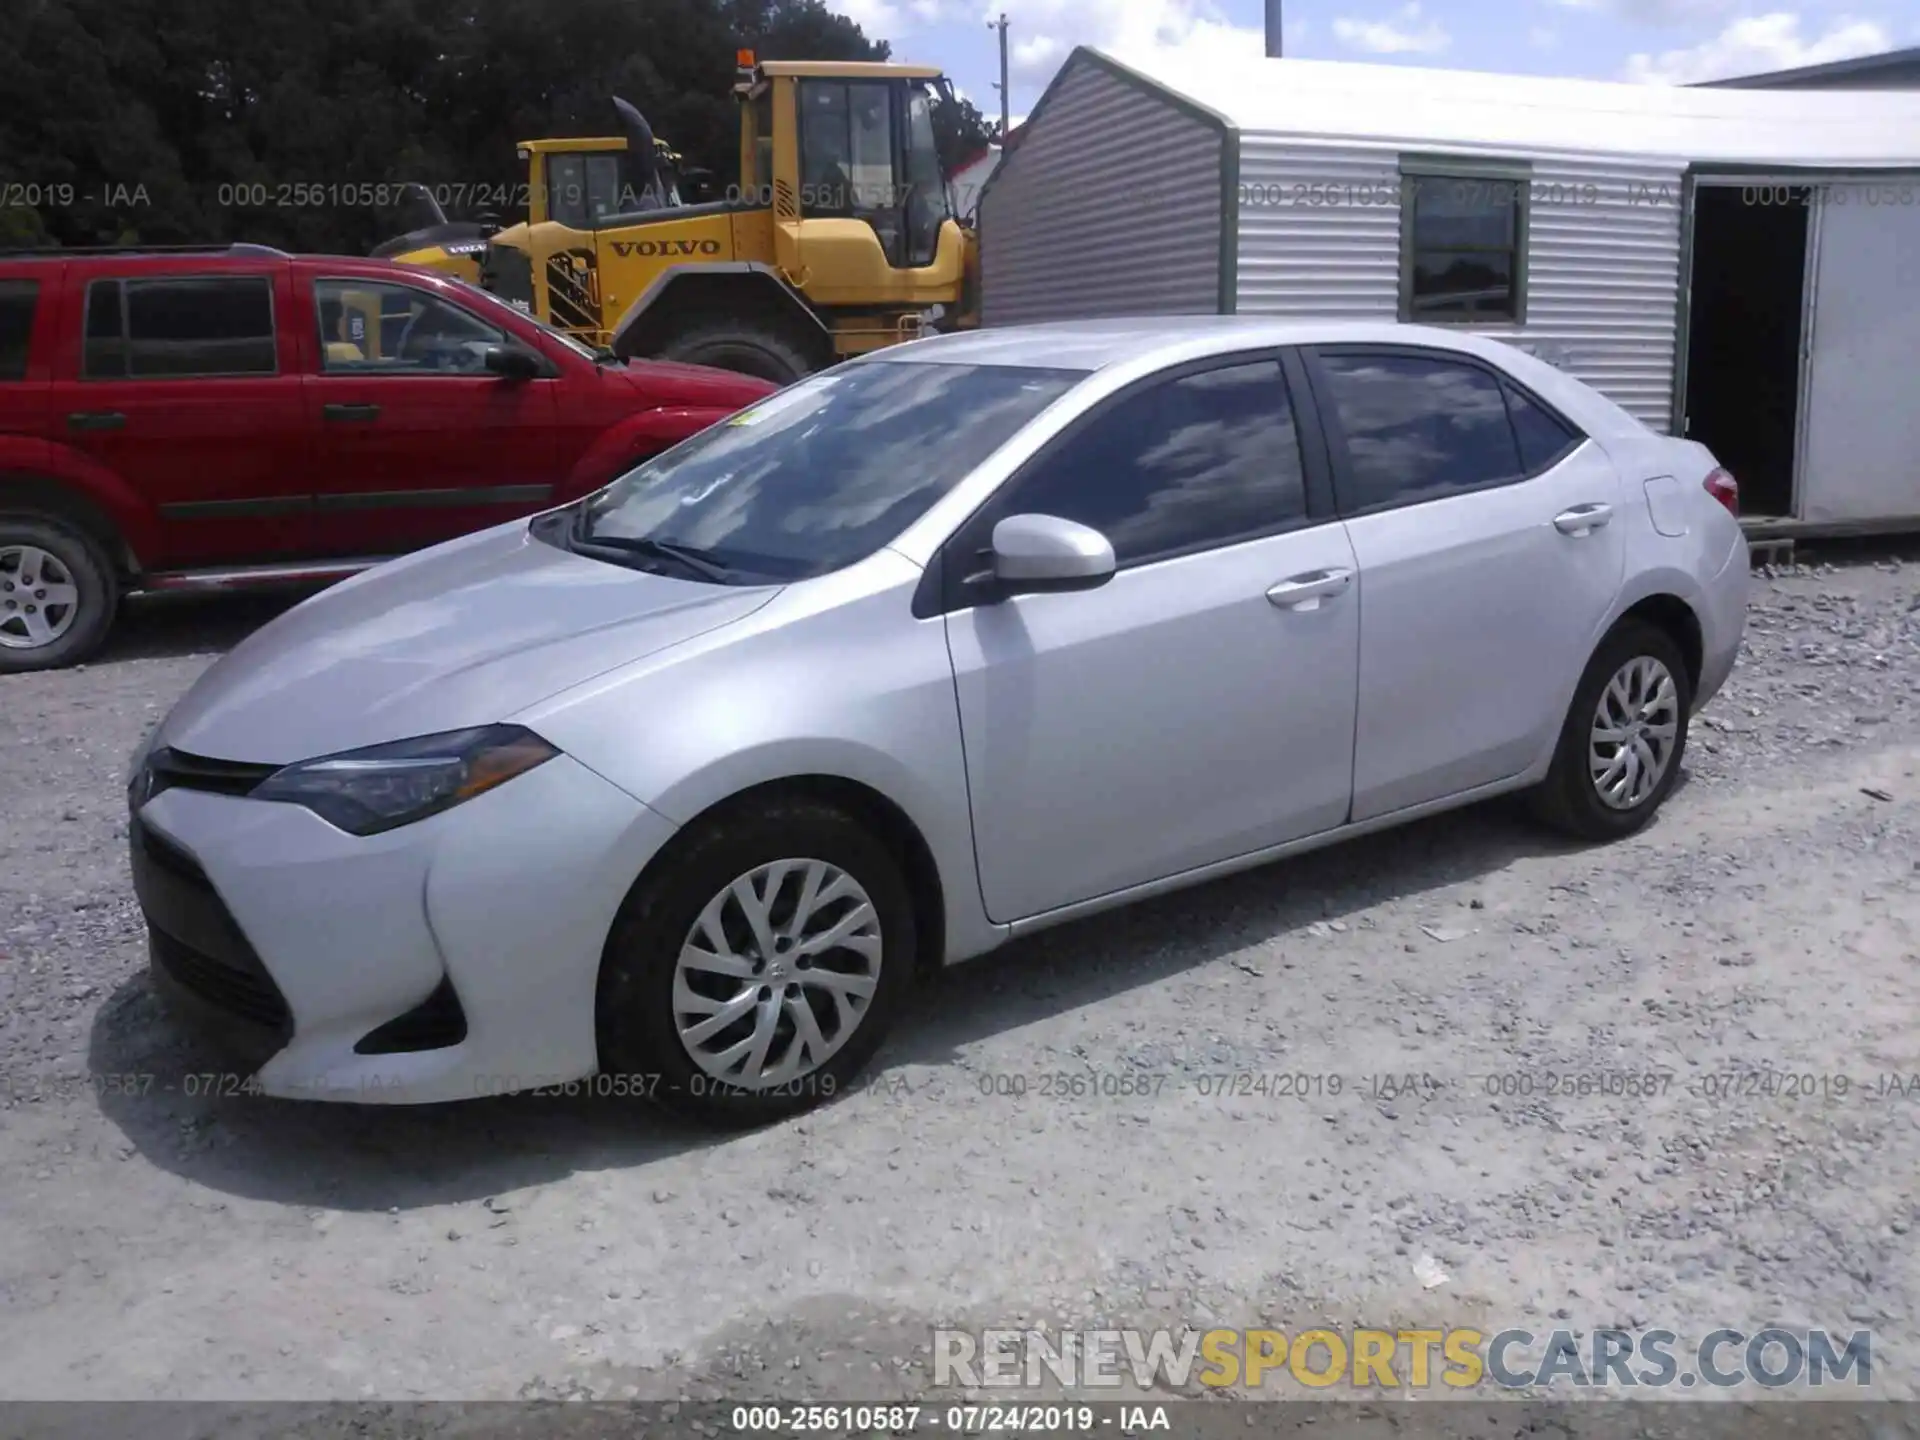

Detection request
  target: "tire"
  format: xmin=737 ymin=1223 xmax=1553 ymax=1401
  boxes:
xmin=596 ymin=799 xmax=916 ymax=1128
xmin=1529 ymin=619 xmax=1693 ymax=841
xmin=0 ymin=514 xmax=118 ymax=673
xmin=655 ymin=322 xmax=816 ymax=385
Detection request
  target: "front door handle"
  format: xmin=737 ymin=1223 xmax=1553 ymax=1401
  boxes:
xmin=322 ymin=403 xmax=381 ymax=422
xmin=67 ymin=411 xmax=126 ymax=432
xmin=1266 ymin=568 xmax=1353 ymax=611
xmin=1553 ymin=503 xmax=1613 ymax=536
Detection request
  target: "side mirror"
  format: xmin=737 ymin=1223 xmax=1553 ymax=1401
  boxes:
xmin=979 ymin=513 xmax=1116 ymax=599
xmin=483 ymin=345 xmax=542 ymax=380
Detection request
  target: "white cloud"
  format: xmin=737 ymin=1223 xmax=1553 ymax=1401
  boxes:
xmin=833 ymin=0 xmax=908 ymax=38
xmin=1623 ymin=12 xmax=1891 ymax=83
xmin=908 ymin=0 xmax=946 ymax=19
xmin=1529 ymin=24 xmax=1559 ymax=46
xmin=1331 ymin=1 xmax=1451 ymax=53
xmin=979 ymin=0 xmax=1303 ymax=84
xmin=1013 ymin=33 xmax=1067 ymax=71
xmin=1549 ymin=0 xmax=1738 ymax=22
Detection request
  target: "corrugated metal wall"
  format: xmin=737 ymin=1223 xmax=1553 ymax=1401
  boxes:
xmin=1236 ymin=138 xmax=1686 ymax=429
xmin=980 ymin=58 xmax=1224 ymax=326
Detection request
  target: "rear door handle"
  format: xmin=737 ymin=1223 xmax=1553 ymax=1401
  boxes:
xmin=66 ymin=411 xmax=125 ymax=432
xmin=1266 ymin=568 xmax=1353 ymax=611
xmin=322 ymin=403 xmax=381 ymax=422
xmin=1553 ymin=503 xmax=1613 ymax=536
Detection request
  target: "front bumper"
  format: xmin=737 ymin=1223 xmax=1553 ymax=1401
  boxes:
xmin=131 ymin=751 xmax=678 ymax=1104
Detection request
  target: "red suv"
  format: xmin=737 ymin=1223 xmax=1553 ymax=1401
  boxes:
xmin=0 ymin=244 xmax=774 ymax=670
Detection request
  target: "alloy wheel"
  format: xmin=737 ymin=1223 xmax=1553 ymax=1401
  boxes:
xmin=672 ymin=858 xmax=884 ymax=1089
xmin=1588 ymin=654 xmax=1680 ymax=810
xmin=0 ymin=545 xmax=81 ymax=651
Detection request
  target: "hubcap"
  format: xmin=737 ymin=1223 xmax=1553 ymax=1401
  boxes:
xmin=672 ymin=858 xmax=883 ymax=1090
xmin=0 ymin=546 xmax=80 ymax=651
xmin=1588 ymin=655 xmax=1680 ymax=810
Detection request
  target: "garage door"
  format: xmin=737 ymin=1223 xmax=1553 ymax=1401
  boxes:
xmin=1799 ymin=180 xmax=1920 ymax=523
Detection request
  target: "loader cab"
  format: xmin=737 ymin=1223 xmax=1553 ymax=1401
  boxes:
xmin=738 ymin=59 xmax=958 ymax=276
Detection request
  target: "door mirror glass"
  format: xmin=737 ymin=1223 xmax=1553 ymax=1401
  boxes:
xmin=484 ymin=344 xmax=542 ymax=380
xmin=985 ymin=513 xmax=1116 ymax=597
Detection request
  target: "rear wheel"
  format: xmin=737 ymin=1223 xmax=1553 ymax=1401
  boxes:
xmin=0 ymin=515 xmax=118 ymax=672
xmin=655 ymin=322 xmax=816 ymax=385
xmin=596 ymin=799 xmax=915 ymax=1128
xmin=1530 ymin=620 xmax=1692 ymax=840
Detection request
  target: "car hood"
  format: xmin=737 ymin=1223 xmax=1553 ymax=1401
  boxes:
xmin=605 ymin=358 xmax=774 ymax=410
xmin=155 ymin=521 xmax=778 ymax=765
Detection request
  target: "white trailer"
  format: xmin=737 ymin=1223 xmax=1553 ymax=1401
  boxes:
xmin=978 ymin=46 xmax=1920 ymax=538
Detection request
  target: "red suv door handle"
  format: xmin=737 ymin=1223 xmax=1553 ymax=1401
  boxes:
xmin=322 ymin=403 xmax=381 ymax=422
xmin=67 ymin=411 xmax=126 ymax=432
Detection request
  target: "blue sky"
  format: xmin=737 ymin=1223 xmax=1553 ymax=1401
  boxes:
xmin=828 ymin=0 xmax=1917 ymax=122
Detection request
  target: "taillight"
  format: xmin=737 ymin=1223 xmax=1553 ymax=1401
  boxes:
xmin=1703 ymin=467 xmax=1739 ymax=517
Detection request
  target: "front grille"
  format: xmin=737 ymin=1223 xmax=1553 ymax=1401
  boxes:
xmin=130 ymin=816 xmax=292 ymax=1036
xmin=138 ymin=747 xmax=278 ymax=807
xmin=151 ymin=928 xmax=292 ymax=1032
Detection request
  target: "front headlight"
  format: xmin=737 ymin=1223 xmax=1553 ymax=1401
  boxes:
xmin=250 ymin=725 xmax=559 ymax=836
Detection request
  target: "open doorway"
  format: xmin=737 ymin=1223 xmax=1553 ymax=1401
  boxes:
xmin=1681 ymin=183 xmax=1810 ymax=518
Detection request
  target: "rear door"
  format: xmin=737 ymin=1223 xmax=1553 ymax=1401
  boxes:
xmin=304 ymin=275 xmax=559 ymax=556
xmin=0 ymin=272 xmax=53 ymax=443
xmin=1304 ymin=345 xmax=1624 ymax=822
xmin=48 ymin=263 xmax=312 ymax=567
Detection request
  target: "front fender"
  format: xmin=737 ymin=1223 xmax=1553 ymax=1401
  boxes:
xmin=0 ymin=436 xmax=162 ymax=567
xmin=557 ymin=406 xmax=737 ymax=502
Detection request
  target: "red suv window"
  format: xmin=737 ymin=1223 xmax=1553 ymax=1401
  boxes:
xmin=83 ymin=276 xmax=278 ymax=380
xmin=0 ymin=280 xmax=37 ymax=381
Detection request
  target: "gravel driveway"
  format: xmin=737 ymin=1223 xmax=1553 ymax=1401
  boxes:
xmin=2 ymin=551 xmax=1917 ymax=1416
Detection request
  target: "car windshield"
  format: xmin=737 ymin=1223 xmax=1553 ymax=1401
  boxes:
xmin=567 ymin=360 xmax=1083 ymax=583
xmin=441 ymin=274 xmax=599 ymax=360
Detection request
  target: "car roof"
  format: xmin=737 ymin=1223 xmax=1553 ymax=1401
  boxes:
xmin=866 ymin=317 xmax=1652 ymax=441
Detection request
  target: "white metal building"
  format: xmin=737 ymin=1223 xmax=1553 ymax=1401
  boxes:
xmin=977 ymin=46 xmax=1920 ymax=532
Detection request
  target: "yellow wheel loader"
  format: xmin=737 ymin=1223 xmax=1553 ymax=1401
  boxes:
xmin=372 ymin=53 xmax=978 ymax=382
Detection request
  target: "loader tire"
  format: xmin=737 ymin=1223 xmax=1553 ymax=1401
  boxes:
xmin=656 ymin=323 xmax=816 ymax=385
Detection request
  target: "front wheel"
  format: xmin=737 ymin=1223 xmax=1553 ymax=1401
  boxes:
xmin=596 ymin=800 xmax=915 ymax=1128
xmin=1530 ymin=620 xmax=1693 ymax=841
xmin=654 ymin=322 xmax=815 ymax=385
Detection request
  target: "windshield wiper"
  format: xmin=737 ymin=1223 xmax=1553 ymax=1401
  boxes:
xmin=568 ymin=520 xmax=734 ymax=582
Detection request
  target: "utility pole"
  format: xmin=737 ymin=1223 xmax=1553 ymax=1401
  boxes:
xmin=987 ymin=12 xmax=1011 ymax=140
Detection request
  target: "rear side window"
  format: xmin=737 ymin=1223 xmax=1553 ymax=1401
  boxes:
xmin=1503 ymin=381 xmax=1583 ymax=472
xmin=0 ymin=281 xmax=38 ymax=381
xmin=83 ymin=277 xmax=277 ymax=380
xmin=1000 ymin=360 xmax=1308 ymax=566
xmin=1316 ymin=352 xmax=1522 ymax=513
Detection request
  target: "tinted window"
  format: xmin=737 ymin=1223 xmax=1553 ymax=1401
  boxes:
xmin=547 ymin=154 xmax=587 ymax=229
xmin=1318 ymin=353 xmax=1522 ymax=511
xmin=314 ymin=279 xmax=506 ymax=374
xmin=800 ymin=80 xmax=896 ymax=215
xmin=1001 ymin=361 xmax=1307 ymax=566
xmin=573 ymin=361 xmax=1080 ymax=583
xmin=1404 ymin=173 xmax=1524 ymax=322
xmin=85 ymin=277 xmax=277 ymax=379
xmin=83 ymin=281 xmax=125 ymax=378
xmin=1504 ymin=381 xmax=1582 ymax=472
xmin=0 ymin=281 xmax=38 ymax=381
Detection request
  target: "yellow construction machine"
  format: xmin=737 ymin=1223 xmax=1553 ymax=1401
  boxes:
xmin=373 ymin=53 xmax=979 ymax=381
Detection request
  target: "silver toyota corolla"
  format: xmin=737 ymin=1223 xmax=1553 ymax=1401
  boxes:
xmin=126 ymin=318 xmax=1749 ymax=1126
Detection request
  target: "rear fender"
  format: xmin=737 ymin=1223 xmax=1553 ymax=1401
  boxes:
xmin=0 ymin=437 xmax=158 ymax=571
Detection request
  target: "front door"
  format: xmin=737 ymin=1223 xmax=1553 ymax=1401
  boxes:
xmin=943 ymin=355 xmax=1360 ymax=923
xmin=1306 ymin=346 xmax=1626 ymax=822
xmin=305 ymin=277 xmax=559 ymax=556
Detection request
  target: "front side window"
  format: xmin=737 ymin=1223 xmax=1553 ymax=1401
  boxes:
xmin=84 ymin=276 xmax=277 ymax=380
xmin=1316 ymin=352 xmax=1526 ymax=512
xmin=1402 ymin=167 xmax=1527 ymax=322
xmin=902 ymin=82 xmax=949 ymax=267
xmin=571 ymin=360 xmax=1081 ymax=583
xmin=315 ymin=279 xmax=507 ymax=374
xmin=800 ymin=80 xmax=897 ymax=216
xmin=1000 ymin=361 xmax=1308 ymax=567
xmin=0 ymin=280 xmax=38 ymax=381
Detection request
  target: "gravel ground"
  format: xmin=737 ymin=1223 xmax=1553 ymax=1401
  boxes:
xmin=1 ymin=549 xmax=1918 ymax=1419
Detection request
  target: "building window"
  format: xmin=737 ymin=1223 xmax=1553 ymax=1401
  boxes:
xmin=1399 ymin=159 xmax=1530 ymax=324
